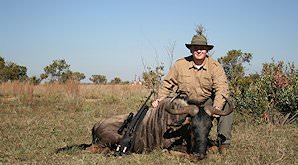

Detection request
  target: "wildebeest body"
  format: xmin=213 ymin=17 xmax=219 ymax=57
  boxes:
xmin=91 ymin=98 xmax=188 ymax=153
xmin=90 ymin=96 xmax=233 ymax=159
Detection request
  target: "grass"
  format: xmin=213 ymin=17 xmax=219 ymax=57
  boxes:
xmin=0 ymin=82 xmax=297 ymax=164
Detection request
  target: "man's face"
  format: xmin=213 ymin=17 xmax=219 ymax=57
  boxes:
xmin=190 ymin=46 xmax=208 ymax=61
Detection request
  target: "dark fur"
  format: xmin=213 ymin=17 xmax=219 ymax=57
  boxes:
xmin=189 ymin=107 xmax=213 ymax=159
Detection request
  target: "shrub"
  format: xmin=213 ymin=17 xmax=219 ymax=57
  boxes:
xmin=235 ymin=61 xmax=298 ymax=125
xmin=142 ymin=65 xmax=164 ymax=94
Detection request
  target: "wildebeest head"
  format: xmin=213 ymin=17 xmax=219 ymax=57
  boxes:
xmin=165 ymin=96 xmax=234 ymax=160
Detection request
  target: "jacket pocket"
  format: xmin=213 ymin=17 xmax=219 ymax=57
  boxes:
xmin=200 ymin=75 xmax=212 ymax=93
xmin=178 ymin=75 xmax=192 ymax=92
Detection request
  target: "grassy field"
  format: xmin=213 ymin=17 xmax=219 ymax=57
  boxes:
xmin=0 ymin=82 xmax=297 ymax=165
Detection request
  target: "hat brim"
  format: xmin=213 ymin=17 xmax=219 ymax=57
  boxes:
xmin=185 ymin=44 xmax=214 ymax=50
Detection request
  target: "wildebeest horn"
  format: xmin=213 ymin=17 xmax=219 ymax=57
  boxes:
xmin=166 ymin=104 xmax=199 ymax=117
xmin=204 ymin=95 xmax=234 ymax=116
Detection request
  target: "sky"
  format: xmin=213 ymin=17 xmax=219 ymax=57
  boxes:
xmin=1 ymin=0 xmax=298 ymax=82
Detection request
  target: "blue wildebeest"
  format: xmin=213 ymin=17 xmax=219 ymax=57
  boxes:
xmin=87 ymin=95 xmax=233 ymax=160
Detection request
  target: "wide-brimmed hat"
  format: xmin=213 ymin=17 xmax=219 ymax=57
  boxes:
xmin=185 ymin=30 xmax=214 ymax=50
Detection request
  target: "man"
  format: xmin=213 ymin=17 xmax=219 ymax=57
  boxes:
xmin=152 ymin=28 xmax=233 ymax=153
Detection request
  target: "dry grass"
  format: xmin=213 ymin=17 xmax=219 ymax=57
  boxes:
xmin=0 ymin=82 xmax=297 ymax=164
xmin=0 ymin=81 xmax=34 ymax=104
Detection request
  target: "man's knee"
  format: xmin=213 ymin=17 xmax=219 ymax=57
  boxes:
xmin=217 ymin=112 xmax=233 ymax=144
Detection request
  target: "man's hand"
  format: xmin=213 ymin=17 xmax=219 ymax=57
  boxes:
xmin=152 ymin=98 xmax=162 ymax=108
xmin=213 ymin=106 xmax=221 ymax=118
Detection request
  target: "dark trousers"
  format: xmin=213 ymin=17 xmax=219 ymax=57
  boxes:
xmin=204 ymin=98 xmax=233 ymax=145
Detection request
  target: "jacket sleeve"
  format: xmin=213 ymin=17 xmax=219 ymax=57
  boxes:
xmin=158 ymin=64 xmax=179 ymax=100
xmin=212 ymin=63 xmax=230 ymax=110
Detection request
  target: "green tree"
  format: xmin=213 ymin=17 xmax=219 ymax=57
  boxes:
xmin=0 ymin=57 xmax=28 ymax=82
xmin=110 ymin=77 xmax=122 ymax=84
xmin=40 ymin=73 xmax=48 ymax=81
xmin=42 ymin=59 xmax=71 ymax=83
xmin=71 ymin=72 xmax=85 ymax=82
xmin=89 ymin=75 xmax=107 ymax=84
xmin=0 ymin=57 xmax=4 ymax=81
xmin=0 ymin=57 xmax=5 ymax=69
xmin=122 ymin=80 xmax=130 ymax=84
xmin=60 ymin=70 xmax=73 ymax=83
xmin=218 ymin=50 xmax=252 ymax=96
xmin=28 ymin=76 xmax=42 ymax=85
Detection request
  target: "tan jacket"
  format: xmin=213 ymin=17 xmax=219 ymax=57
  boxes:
xmin=158 ymin=55 xmax=229 ymax=110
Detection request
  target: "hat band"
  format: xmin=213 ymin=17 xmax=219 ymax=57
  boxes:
xmin=191 ymin=41 xmax=207 ymax=45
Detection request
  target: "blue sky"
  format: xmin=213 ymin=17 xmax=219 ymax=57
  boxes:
xmin=1 ymin=0 xmax=297 ymax=82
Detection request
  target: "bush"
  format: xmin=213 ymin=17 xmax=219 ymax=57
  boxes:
xmin=235 ymin=61 xmax=298 ymax=124
xmin=142 ymin=65 xmax=164 ymax=94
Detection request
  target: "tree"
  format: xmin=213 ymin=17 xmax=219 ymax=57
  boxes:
xmin=110 ymin=77 xmax=122 ymax=84
xmin=71 ymin=72 xmax=85 ymax=82
xmin=60 ymin=70 xmax=73 ymax=83
xmin=42 ymin=59 xmax=71 ymax=83
xmin=0 ymin=57 xmax=4 ymax=69
xmin=89 ymin=74 xmax=107 ymax=84
xmin=40 ymin=73 xmax=48 ymax=81
xmin=29 ymin=76 xmax=42 ymax=85
xmin=218 ymin=50 xmax=252 ymax=96
xmin=5 ymin=63 xmax=28 ymax=81
xmin=0 ymin=56 xmax=28 ymax=82
xmin=0 ymin=57 xmax=4 ymax=81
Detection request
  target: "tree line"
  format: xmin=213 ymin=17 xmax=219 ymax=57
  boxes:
xmin=0 ymin=57 xmax=129 ymax=85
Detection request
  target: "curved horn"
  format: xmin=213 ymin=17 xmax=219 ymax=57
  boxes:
xmin=166 ymin=104 xmax=199 ymax=117
xmin=205 ymin=95 xmax=234 ymax=116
